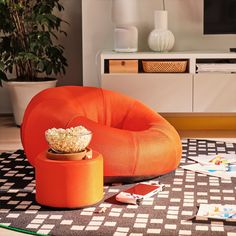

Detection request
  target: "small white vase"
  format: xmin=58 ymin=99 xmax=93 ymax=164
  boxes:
xmin=148 ymin=10 xmax=175 ymax=52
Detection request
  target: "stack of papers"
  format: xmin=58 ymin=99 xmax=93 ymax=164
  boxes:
xmin=181 ymin=154 xmax=236 ymax=179
xmin=196 ymin=63 xmax=236 ymax=73
xmin=197 ymin=204 xmax=236 ymax=220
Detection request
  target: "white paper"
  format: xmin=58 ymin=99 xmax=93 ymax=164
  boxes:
xmin=196 ymin=63 xmax=236 ymax=72
xmin=187 ymin=154 xmax=236 ymax=165
xmin=197 ymin=204 xmax=236 ymax=220
xmin=181 ymin=163 xmax=236 ymax=179
xmin=181 ymin=153 xmax=236 ymax=179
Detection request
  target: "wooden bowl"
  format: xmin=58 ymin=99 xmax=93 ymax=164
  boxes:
xmin=47 ymin=148 xmax=92 ymax=161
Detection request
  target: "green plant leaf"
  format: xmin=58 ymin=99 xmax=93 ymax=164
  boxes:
xmin=0 ymin=70 xmax=7 ymax=86
xmin=46 ymin=64 xmax=52 ymax=75
xmin=0 ymin=0 xmax=68 ymax=80
xmin=0 ymin=61 xmax=4 ymax=71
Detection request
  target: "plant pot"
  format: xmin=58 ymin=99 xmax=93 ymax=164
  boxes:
xmin=2 ymin=79 xmax=57 ymax=126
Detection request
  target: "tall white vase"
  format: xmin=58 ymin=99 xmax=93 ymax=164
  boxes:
xmin=148 ymin=10 xmax=175 ymax=52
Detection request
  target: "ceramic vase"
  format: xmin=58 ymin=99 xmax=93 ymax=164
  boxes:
xmin=148 ymin=10 xmax=175 ymax=52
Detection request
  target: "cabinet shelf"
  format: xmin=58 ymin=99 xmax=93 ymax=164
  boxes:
xmin=104 ymin=58 xmax=190 ymax=74
xmin=100 ymin=51 xmax=236 ymax=113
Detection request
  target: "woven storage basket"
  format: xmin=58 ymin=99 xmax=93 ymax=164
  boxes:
xmin=142 ymin=60 xmax=187 ymax=73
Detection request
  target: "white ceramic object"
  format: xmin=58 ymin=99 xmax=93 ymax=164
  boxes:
xmin=114 ymin=26 xmax=138 ymax=52
xmin=112 ymin=0 xmax=137 ymax=27
xmin=112 ymin=0 xmax=138 ymax=52
xmin=2 ymin=79 xmax=57 ymax=126
xmin=148 ymin=10 xmax=175 ymax=52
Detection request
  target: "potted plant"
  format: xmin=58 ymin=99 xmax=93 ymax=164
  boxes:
xmin=0 ymin=0 xmax=68 ymax=126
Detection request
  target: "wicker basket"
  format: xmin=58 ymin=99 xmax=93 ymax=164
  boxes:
xmin=142 ymin=60 xmax=187 ymax=73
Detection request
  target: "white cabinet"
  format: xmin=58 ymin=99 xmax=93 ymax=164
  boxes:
xmin=102 ymin=74 xmax=193 ymax=112
xmin=100 ymin=51 xmax=236 ymax=113
xmin=193 ymin=74 xmax=236 ymax=112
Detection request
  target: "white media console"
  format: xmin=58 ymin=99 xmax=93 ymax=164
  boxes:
xmin=100 ymin=51 xmax=236 ymax=113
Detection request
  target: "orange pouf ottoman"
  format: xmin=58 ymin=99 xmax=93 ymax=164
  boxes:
xmin=35 ymin=150 xmax=103 ymax=208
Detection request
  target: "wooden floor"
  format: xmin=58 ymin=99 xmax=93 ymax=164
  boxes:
xmin=0 ymin=115 xmax=235 ymax=235
xmin=0 ymin=117 xmax=25 ymax=236
xmin=0 ymin=116 xmax=22 ymax=152
xmin=0 ymin=115 xmax=235 ymax=152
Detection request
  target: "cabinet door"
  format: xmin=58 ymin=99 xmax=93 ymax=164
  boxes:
xmin=101 ymin=74 xmax=193 ymax=112
xmin=194 ymin=74 xmax=236 ymax=112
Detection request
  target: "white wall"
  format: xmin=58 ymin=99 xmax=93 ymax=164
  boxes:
xmin=82 ymin=0 xmax=113 ymax=87
xmin=0 ymin=0 xmax=82 ymax=114
xmin=57 ymin=0 xmax=82 ymax=87
xmin=82 ymin=0 xmax=236 ymax=86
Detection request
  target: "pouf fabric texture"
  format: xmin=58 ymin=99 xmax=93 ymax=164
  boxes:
xmin=35 ymin=150 xmax=104 ymax=208
xmin=21 ymin=86 xmax=182 ymax=182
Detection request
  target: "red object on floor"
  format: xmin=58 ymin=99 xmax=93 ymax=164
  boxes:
xmin=21 ymin=86 xmax=182 ymax=183
xmin=35 ymin=150 xmax=103 ymax=208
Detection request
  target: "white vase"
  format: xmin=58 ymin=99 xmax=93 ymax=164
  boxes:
xmin=148 ymin=10 xmax=175 ymax=52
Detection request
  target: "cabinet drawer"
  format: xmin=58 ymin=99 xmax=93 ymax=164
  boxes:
xmin=101 ymin=74 xmax=193 ymax=112
xmin=193 ymin=73 xmax=236 ymax=112
xmin=109 ymin=60 xmax=138 ymax=73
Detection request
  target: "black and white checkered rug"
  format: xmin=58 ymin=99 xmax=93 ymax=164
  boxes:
xmin=0 ymin=139 xmax=236 ymax=236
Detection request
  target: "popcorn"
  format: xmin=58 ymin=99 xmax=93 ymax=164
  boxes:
xmin=45 ymin=126 xmax=92 ymax=153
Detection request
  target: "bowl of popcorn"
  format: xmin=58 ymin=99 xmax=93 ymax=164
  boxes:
xmin=45 ymin=126 xmax=93 ymax=160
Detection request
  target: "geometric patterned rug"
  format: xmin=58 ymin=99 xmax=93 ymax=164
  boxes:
xmin=0 ymin=139 xmax=236 ymax=236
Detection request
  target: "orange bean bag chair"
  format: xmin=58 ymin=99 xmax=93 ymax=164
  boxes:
xmin=21 ymin=86 xmax=182 ymax=183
